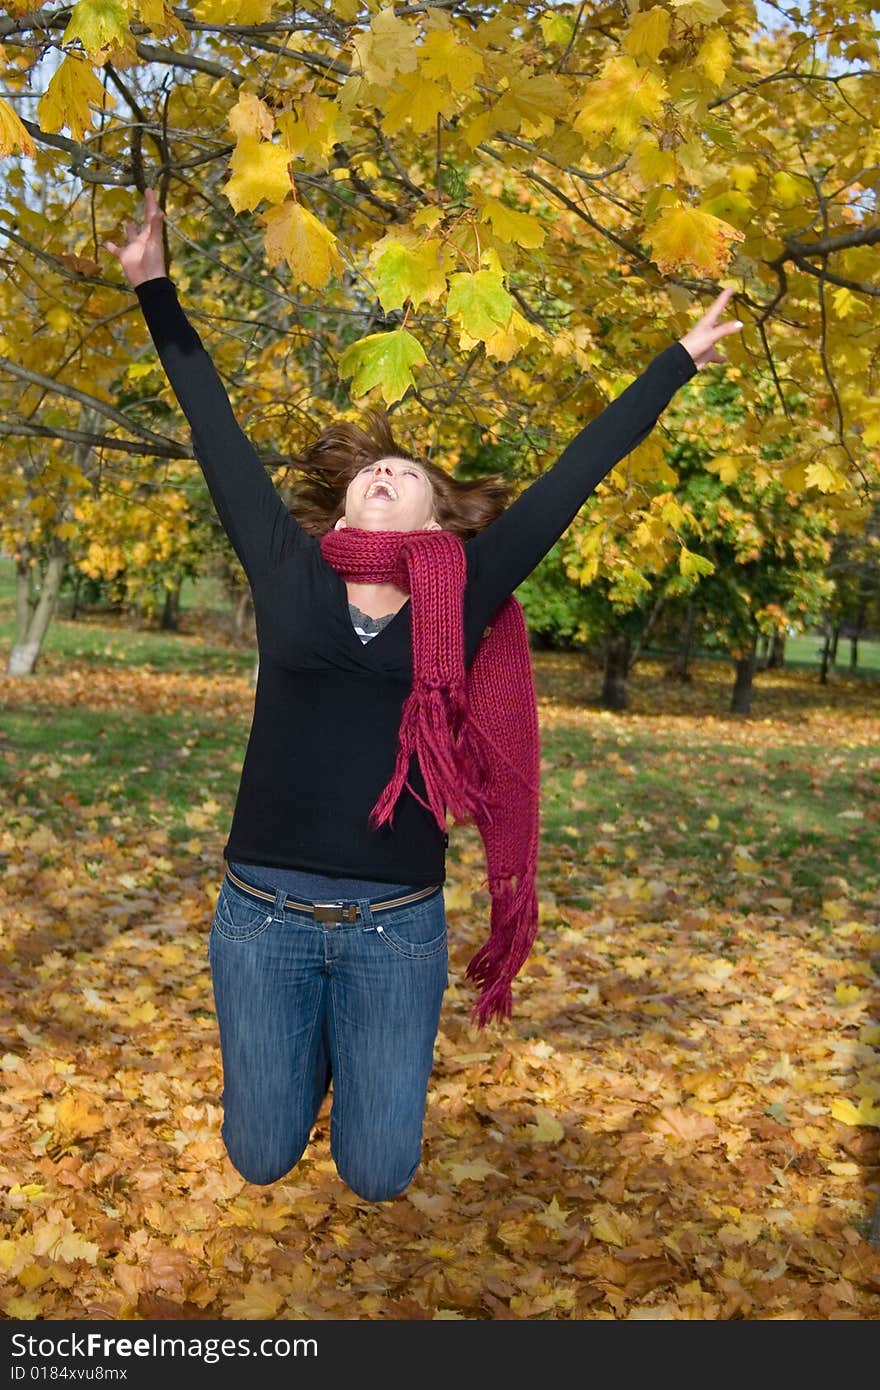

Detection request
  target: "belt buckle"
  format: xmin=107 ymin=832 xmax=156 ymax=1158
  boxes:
xmin=313 ymin=902 xmax=358 ymax=925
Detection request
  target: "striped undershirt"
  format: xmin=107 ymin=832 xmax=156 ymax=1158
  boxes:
xmin=349 ymin=602 xmax=396 ymax=644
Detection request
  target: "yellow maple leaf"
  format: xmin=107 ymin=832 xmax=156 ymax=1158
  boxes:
xmin=523 ymin=1109 xmax=564 ymax=1144
xmin=590 ymin=1204 xmax=630 ymax=1246
xmin=383 ymin=72 xmax=456 ymax=135
xmin=695 ymin=27 xmax=733 ymax=84
xmin=574 ymin=55 xmax=667 ymax=149
xmin=447 ymin=269 xmax=514 ymax=343
xmin=129 ymin=1000 xmax=157 ymax=1024
xmin=536 ymin=1195 xmax=573 ymax=1234
xmin=38 ymin=57 xmax=105 ymax=142
xmin=222 ymin=1279 xmax=284 ymax=1319
xmin=623 ymin=8 xmax=671 ymax=61
xmin=3 ymin=1293 xmax=43 ymax=1318
xmin=805 ymin=460 xmax=845 ymax=493
xmin=353 ymin=5 xmax=419 ymax=85
xmin=369 ymin=236 xmax=452 ymax=312
xmin=446 ymin=1158 xmax=503 ymax=1184
xmin=228 ymin=91 xmax=274 ymax=141
xmin=831 ymin=1096 xmax=880 ymax=1128
xmin=646 ymin=204 xmax=745 ymax=276
xmin=31 ymin=1216 xmax=98 ymax=1264
xmin=224 ymin=136 xmax=291 ymax=213
xmin=833 ymin=983 xmax=863 ymax=1005
xmin=263 ymin=200 xmax=344 ymax=288
xmin=480 ymin=199 xmax=546 ymax=248
xmin=419 ymin=29 xmax=484 ymax=93
xmin=679 ymin=546 xmax=715 ymax=578
xmin=55 ymin=1092 xmax=105 ymax=1140
xmin=278 ymin=96 xmax=350 ymax=166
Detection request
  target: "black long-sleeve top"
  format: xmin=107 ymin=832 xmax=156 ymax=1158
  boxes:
xmin=134 ymin=277 xmax=697 ymax=885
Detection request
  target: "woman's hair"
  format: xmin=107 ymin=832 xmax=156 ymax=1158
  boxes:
xmin=283 ymin=407 xmax=511 ymax=540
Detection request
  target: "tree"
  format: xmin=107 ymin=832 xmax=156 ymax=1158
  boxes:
xmin=0 ymin=1 xmax=876 ymax=661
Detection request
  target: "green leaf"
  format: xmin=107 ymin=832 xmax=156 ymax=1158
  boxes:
xmin=337 ymin=329 xmax=428 ymax=405
xmin=61 ymin=0 xmax=130 ymax=59
xmin=446 ymin=269 xmax=513 ymax=343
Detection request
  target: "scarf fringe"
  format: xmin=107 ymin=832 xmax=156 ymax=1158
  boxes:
xmin=465 ymin=870 xmax=539 ymax=1027
xmin=369 ymin=682 xmax=501 ymax=834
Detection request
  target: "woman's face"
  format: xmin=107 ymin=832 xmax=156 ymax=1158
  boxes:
xmin=335 ymin=457 xmax=440 ymax=533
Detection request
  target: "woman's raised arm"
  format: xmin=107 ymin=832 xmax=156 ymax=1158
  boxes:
xmin=106 ymin=189 xmax=302 ymax=585
xmin=466 ymin=288 xmax=743 ymax=623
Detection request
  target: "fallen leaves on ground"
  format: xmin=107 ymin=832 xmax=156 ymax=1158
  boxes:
xmin=0 ymin=652 xmax=877 ymax=1320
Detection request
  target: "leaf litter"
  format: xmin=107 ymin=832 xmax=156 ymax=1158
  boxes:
xmin=0 ymin=654 xmax=878 ymax=1320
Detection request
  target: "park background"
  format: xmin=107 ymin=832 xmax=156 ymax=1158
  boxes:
xmin=0 ymin=0 xmax=878 ymax=1320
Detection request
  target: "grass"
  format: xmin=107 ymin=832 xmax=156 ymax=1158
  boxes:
xmin=539 ymin=720 xmax=877 ymax=909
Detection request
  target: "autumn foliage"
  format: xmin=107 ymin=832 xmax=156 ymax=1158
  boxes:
xmin=1 ymin=0 xmax=879 ymax=1322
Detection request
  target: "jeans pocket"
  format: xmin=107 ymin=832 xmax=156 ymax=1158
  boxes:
xmin=212 ymin=880 xmax=274 ymax=942
xmin=373 ymin=892 xmax=448 ymax=960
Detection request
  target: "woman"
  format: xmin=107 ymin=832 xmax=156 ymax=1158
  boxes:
xmin=106 ymin=189 xmax=741 ymax=1201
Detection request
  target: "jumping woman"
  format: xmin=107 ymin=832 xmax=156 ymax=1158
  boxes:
xmin=106 ymin=188 xmax=742 ymax=1202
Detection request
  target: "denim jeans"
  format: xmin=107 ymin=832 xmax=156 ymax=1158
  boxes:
xmin=208 ymin=866 xmax=449 ymax=1202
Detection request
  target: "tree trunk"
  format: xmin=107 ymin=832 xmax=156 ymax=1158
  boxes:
xmin=850 ymin=593 xmax=867 ymax=671
xmin=829 ymin=621 xmax=840 ymax=665
xmin=234 ymin=590 xmax=255 ymax=641
xmin=7 ymin=406 xmax=96 ymax=673
xmin=160 ymin=581 xmax=182 ymax=631
xmin=600 ymin=632 xmax=631 ymax=710
xmin=730 ymin=631 xmax=758 ymax=715
xmin=767 ymin=630 xmax=786 ymax=668
xmin=7 ymin=546 xmax=66 ymax=675
xmin=629 ymin=593 xmax=665 ymax=670
xmin=665 ymin=599 xmax=696 ymax=681
xmin=68 ymin=570 xmax=83 ymax=620
xmin=819 ymin=628 xmax=832 ymax=685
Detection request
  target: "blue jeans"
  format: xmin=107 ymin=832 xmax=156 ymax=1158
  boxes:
xmin=208 ymin=867 xmax=449 ymax=1202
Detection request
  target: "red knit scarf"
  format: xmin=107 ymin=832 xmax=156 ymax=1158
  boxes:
xmin=320 ymin=527 xmax=540 ymax=1027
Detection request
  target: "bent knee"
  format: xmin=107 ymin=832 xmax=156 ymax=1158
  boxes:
xmin=337 ymin=1156 xmax=419 ymax=1203
xmin=223 ymin=1131 xmax=310 ymax=1187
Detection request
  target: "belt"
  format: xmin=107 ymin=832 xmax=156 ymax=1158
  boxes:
xmin=224 ymin=866 xmax=441 ymax=924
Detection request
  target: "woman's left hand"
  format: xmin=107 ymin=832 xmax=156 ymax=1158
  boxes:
xmin=677 ymin=286 xmax=743 ymax=370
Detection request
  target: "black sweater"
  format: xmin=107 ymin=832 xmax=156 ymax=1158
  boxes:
xmin=134 ymin=277 xmax=697 ymax=886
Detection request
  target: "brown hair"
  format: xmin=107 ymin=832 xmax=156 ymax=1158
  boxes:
xmin=283 ymin=408 xmax=511 ymax=540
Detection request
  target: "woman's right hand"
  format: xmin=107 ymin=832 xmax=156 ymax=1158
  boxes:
xmin=104 ymin=187 xmax=167 ymax=288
